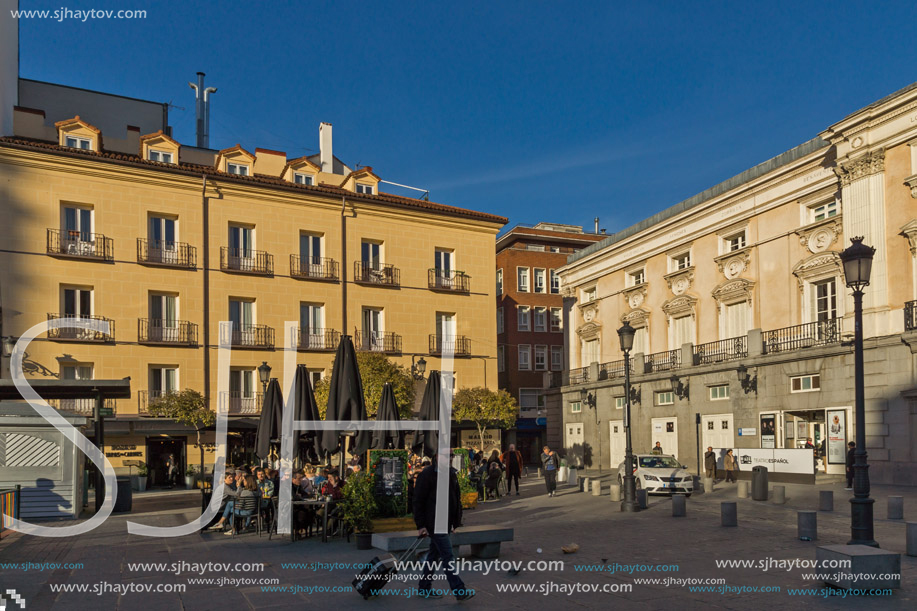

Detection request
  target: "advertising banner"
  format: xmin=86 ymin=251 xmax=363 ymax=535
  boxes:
xmin=827 ymin=409 xmax=847 ymax=464
xmin=760 ymin=414 xmax=776 ymax=449
xmin=731 ymin=448 xmax=814 ymax=474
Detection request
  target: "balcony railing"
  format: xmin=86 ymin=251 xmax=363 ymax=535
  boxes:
xmin=599 ymin=358 xmax=631 ymax=380
xmin=138 ymin=390 xmax=176 ymax=416
xmin=354 ymin=331 xmax=402 ymax=354
xmin=290 ymin=255 xmax=339 ymax=281
xmin=548 ymin=371 xmax=563 ymax=388
xmin=354 ymin=262 xmax=400 ymax=287
xmin=230 ymin=324 xmax=275 ymax=349
xmin=47 ymin=314 xmax=115 ymax=342
xmin=47 ymin=229 xmax=113 ymax=261
xmin=137 ymin=238 xmax=197 ymax=269
xmin=219 ymin=391 xmax=264 ymax=415
xmin=220 ymin=247 xmax=273 ymax=275
xmin=138 ymin=319 xmax=198 ymax=345
xmin=906 ymin=300 xmax=917 ymax=332
xmin=763 ymin=318 xmax=842 ymax=354
xmin=49 ymin=397 xmax=118 ymax=416
xmin=644 ymin=350 xmax=680 ymax=373
xmin=429 ymin=334 xmax=471 ymax=356
xmin=568 ymin=366 xmax=589 ymax=385
xmin=428 ymin=269 xmax=470 ymax=293
xmin=297 ymin=328 xmax=340 ymax=351
xmin=693 ymin=336 xmax=747 ymax=365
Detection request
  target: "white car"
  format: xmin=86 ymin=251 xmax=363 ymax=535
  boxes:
xmin=617 ymin=454 xmax=694 ymax=496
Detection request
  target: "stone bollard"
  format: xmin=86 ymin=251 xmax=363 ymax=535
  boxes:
xmin=907 ymin=522 xmax=917 ymax=557
xmin=772 ymin=485 xmax=786 ymax=505
xmin=636 ymin=489 xmax=648 ymax=509
xmin=737 ymin=481 xmax=749 ymax=499
xmin=798 ymin=511 xmax=817 ymax=540
xmin=538 ymin=468 xmax=543 ymax=478
xmin=703 ymin=477 xmax=714 ymax=494
xmin=888 ymin=496 xmax=904 ymax=520
xmin=581 ymin=477 xmax=590 ymax=493
xmin=672 ymin=494 xmax=686 ymax=517
xmin=609 ymin=484 xmax=621 ymax=502
xmin=592 ymin=480 xmax=602 ymax=496
xmin=819 ymin=490 xmax=833 ymax=512
xmin=721 ymin=502 xmax=737 ymax=526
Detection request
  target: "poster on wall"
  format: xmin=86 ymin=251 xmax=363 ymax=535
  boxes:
xmin=797 ymin=421 xmax=808 ymax=443
xmin=760 ymin=414 xmax=776 ymax=449
xmin=827 ymin=409 xmax=847 ymax=464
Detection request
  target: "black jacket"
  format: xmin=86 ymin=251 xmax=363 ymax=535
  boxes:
xmin=846 ymin=447 xmax=855 ymax=469
xmin=412 ymin=465 xmax=462 ymax=532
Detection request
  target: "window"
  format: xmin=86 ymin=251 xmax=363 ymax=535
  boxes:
xmin=149 ymin=293 xmax=177 ymax=340
xmin=550 ymin=307 xmax=562 ymax=332
xmin=435 ymin=248 xmax=454 ymax=276
xmin=229 ymin=369 xmax=256 ymax=412
xmin=534 ymin=268 xmax=546 ymax=293
xmin=519 ymin=389 xmax=544 ymax=410
xmin=615 ymin=397 xmax=625 ymax=409
xmin=672 ymin=314 xmax=693 ymax=349
xmin=356 ymin=183 xmax=374 ymax=195
xmin=725 ymin=231 xmax=746 ymax=252
xmin=149 ymin=215 xmax=177 ymax=253
xmin=534 ymin=307 xmax=547 ymax=332
xmin=362 ymin=240 xmax=382 ymax=270
xmin=656 ymin=391 xmax=674 ymax=406
xmin=570 ymin=401 xmax=582 ymax=414
xmin=517 ymin=306 xmax=531 ymax=331
xmin=496 ymin=269 xmax=503 ymax=295
xmin=62 ymin=364 xmax=92 ymax=381
xmin=497 ymin=307 xmax=504 ymax=334
xmin=518 ymin=345 xmax=531 ymax=370
xmin=633 ymin=326 xmax=647 ymax=354
xmin=435 ymin=312 xmax=456 ymax=342
xmin=362 ymin=308 xmax=384 ymax=350
xmin=724 ymin=301 xmax=749 ymax=339
xmin=582 ymin=338 xmax=599 ymax=365
xmin=149 ymin=150 xmax=173 ymax=164
xmin=294 ymin=172 xmax=314 ymax=186
xmin=709 ymin=385 xmax=729 ymax=400
xmin=300 ymin=302 xmax=324 ymax=333
xmin=813 ymin=278 xmax=837 ymax=321
xmin=308 ymin=370 xmax=323 ymax=388
xmin=630 ymin=269 xmax=645 ymax=286
xmin=229 ymin=298 xmax=254 ymax=331
xmin=550 ymin=270 xmax=560 ymax=294
xmin=549 ymin=246 xmax=561 ymax=253
xmin=810 ymin=200 xmax=838 ymax=222
xmin=517 ymin=267 xmax=530 ymax=292
xmin=62 ymin=286 xmax=92 ymax=317
xmin=229 ymin=224 xmax=254 ymax=258
xmin=65 ymin=135 xmax=91 ymax=150
xmin=582 ymin=286 xmax=596 ymax=302
xmin=534 ymin=345 xmax=547 ymax=371
xmin=791 ymin=374 xmax=821 ymax=393
xmin=497 ymin=346 xmax=505 ymax=372
xmin=62 ymin=204 xmax=93 ymax=243
xmin=673 ymin=252 xmax=691 ymax=271
xmin=300 ymin=232 xmax=323 ymax=263
xmin=150 ymin=366 xmax=178 ymax=396
xmin=227 ymin=162 xmax=249 ymax=176
xmin=526 ymin=244 xmax=545 ymax=252
xmin=551 ymin=345 xmax=563 ymax=371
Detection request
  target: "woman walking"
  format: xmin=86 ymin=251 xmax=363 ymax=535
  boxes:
xmin=724 ymin=449 xmax=737 ymax=483
xmin=541 ymin=445 xmax=559 ymax=497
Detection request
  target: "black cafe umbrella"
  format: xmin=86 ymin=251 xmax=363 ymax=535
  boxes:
xmin=412 ymin=370 xmax=441 ymax=458
xmin=371 ymin=382 xmax=403 ymax=450
xmin=294 ymin=364 xmax=322 ymax=463
xmin=320 ymin=335 xmax=371 ymax=460
xmin=255 ymin=378 xmax=283 ymax=460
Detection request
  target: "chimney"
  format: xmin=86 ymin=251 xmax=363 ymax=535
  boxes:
xmin=320 ymin=122 xmax=333 ymax=173
xmin=189 ymin=72 xmax=217 ymax=148
xmin=594 ymin=217 xmax=599 ymax=234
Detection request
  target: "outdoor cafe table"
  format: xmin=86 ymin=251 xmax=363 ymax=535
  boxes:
xmin=292 ymin=498 xmax=337 ymax=543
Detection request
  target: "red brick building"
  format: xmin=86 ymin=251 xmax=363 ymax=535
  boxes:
xmin=496 ymin=223 xmax=605 ymax=464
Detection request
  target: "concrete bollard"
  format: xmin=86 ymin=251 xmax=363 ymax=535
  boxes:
xmin=703 ymin=477 xmax=714 ymax=494
xmin=592 ymin=480 xmax=602 ymax=496
xmin=772 ymin=485 xmax=786 ymax=505
xmin=737 ymin=481 xmax=749 ymax=499
xmin=538 ymin=468 xmax=543 ymax=478
xmin=819 ymin=490 xmax=833 ymax=512
xmin=798 ymin=510 xmax=817 ymax=540
xmin=907 ymin=522 xmax=917 ymax=557
xmin=672 ymin=494 xmax=686 ymax=517
xmin=636 ymin=489 xmax=647 ymax=509
xmin=721 ymin=502 xmax=737 ymax=526
xmin=888 ymin=496 xmax=904 ymax=520
xmin=609 ymin=484 xmax=621 ymax=502
xmin=581 ymin=477 xmax=590 ymax=493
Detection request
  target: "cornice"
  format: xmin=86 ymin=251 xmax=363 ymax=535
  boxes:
xmin=900 ymin=219 xmax=917 ymax=254
xmin=904 ymin=175 xmax=917 ymax=200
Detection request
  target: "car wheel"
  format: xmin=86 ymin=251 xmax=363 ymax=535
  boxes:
xmin=685 ymin=493 xmax=691 ymax=498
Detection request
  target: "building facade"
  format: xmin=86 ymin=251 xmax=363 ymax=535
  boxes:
xmin=548 ymin=82 xmax=917 ymax=485
xmin=496 ymin=223 xmax=604 ymax=463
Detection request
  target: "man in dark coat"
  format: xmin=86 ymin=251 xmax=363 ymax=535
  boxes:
xmin=413 ymin=460 xmax=474 ymax=601
xmin=704 ymin=447 xmax=717 ymax=479
xmin=501 ymin=444 xmax=523 ymax=496
xmin=845 ymin=441 xmax=856 ymax=490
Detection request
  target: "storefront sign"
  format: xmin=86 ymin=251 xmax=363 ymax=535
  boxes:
xmin=460 ymin=429 xmax=502 ymax=454
xmin=826 ymin=409 xmax=847 ymax=464
xmin=732 ymin=448 xmax=814 ymax=474
xmin=737 ymin=428 xmax=756 ymax=436
xmin=760 ymin=414 xmax=776 ymax=449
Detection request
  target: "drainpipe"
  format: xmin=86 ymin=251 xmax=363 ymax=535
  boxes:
xmin=202 ymin=175 xmax=211 ymax=404
xmin=341 ymin=197 xmax=348 ymax=337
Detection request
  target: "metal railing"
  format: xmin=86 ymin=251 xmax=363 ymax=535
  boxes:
xmin=763 ymin=318 xmax=842 ymax=354
xmin=0 ymin=487 xmax=20 ymax=538
xmin=644 ymin=350 xmax=680 ymax=373
xmin=428 ymin=269 xmax=470 ymax=292
xmin=48 ymin=397 xmax=118 ymax=416
xmin=47 ymin=228 xmax=113 ymax=261
xmin=230 ymin=324 xmax=275 ymax=349
xmin=138 ymin=319 xmax=198 ymax=345
xmin=137 ymin=238 xmax=197 ymax=268
xmin=354 ymin=331 xmax=402 ymax=353
xmin=354 ymin=262 xmax=400 ymax=287
xmin=548 ymin=371 xmax=563 ymax=388
xmin=220 ymin=247 xmax=273 ymax=275
xmin=219 ymin=391 xmax=264 ymax=415
xmin=138 ymin=390 xmax=176 ymax=416
xmin=46 ymin=314 xmax=115 ymax=342
xmin=599 ymin=358 xmax=631 ymax=380
xmin=568 ymin=366 xmax=589 ymax=385
xmin=290 ymin=255 xmax=339 ymax=281
xmin=693 ymin=336 xmax=747 ymax=365
xmin=429 ymin=334 xmax=471 ymax=356
xmin=906 ymin=300 xmax=917 ymax=332
xmin=297 ymin=328 xmax=340 ymax=351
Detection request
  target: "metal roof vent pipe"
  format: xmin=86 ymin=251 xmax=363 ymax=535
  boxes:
xmin=594 ymin=217 xmax=600 ymax=234
xmin=189 ymin=72 xmax=217 ymax=148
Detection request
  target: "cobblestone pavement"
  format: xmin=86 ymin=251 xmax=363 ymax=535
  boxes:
xmin=1 ymin=474 xmax=915 ymax=609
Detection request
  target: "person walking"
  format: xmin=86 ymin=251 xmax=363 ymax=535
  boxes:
xmin=651 ymin=442 xmax=664 ymax=455
xmin=165 ymin=454 xmax=177 ymax=489
xmin=845 ymin=441 xmax=856 ymax=490
xmin=501 ymin=444 xmax=523 ymax=496
xmin=541 ymin=445 xmax=559 ymax=497
xmin=704 ymin=447 xmax=717 ymax=479
xmin=413 ymin=459 xmax=474 ymax=601
xmin=724 ymin=449 xmax=737 ymax=483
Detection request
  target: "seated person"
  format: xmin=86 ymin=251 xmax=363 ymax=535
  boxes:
xmin=321 ymin=472 xmax=344 ymax=500
xmin=226 ymin=474 xmax=259 ymax=535
xmin=209 ymin=472 xmax=240 ymax=531
xmin=467 ymin=465 xmax=484 ymax=497
xmin=256 ymin=468 xmax=275 ymax=506
xmin=484 ymin=460 xmax=502 ymax=499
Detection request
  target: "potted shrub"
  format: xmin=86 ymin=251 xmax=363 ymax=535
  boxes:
xmin=185 ymin=465 xmax=197 ymax=490
xmin=458 ymin=473 xmax=478 ymax=509
xmin=340 ymin=472 xmax=377 ymax=550
xmin=136 ymin=462 xmax=148 ymax=492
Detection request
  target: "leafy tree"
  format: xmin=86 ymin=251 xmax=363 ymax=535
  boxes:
xmin=313 ymin=351 xmax=415 ymax=419
xmin=452 ymin=387 xmax=519 ymax=454
xmin=147 ymin=389 xmax=215 ymax=477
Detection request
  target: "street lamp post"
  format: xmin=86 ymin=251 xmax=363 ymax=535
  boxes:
xmin=839 ymin=236 xmax=878 ymax=548
xmin=618 ymin=320 xmax=639 ymax=512
xmin=258 ymin=361 xmax=272 ymax=394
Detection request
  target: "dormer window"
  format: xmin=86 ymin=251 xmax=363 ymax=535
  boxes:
xmin=140 ymin=131 xmax=180 ymax=166
xmin=294 ymin=173 xmax=314 ymax=186
xmin=356 ymin=183 xmax=374 ymax=195
xmin=216 ymin=145 xmax=256 ymax=176
xmin=227 ymin=163 xmax=250 ymax=176
xmin=56 ymin=116 xmax=101 ymax=152
xmin=65 ymin=136 xmax=92 ymax=150
xmin=149 ymin=150 xmax=173 ymax=164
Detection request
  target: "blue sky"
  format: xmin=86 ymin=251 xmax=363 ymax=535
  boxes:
xmin=16 ymin=0 xmax=917 ymax=233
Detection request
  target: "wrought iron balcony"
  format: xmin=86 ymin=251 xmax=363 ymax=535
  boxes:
xmin=906 ymin=300 xmax=917 ymax=332
xmin=49 ymin=397 xmax=118 ymax=416
xmin=297 ymin=328 xmax=340 ymax=351
xmin=138 ymin=390 xmax=176 ymax=416
xmin=229 ymin=324 xmax=275 ymax=349
xmin=47 ymin=229 xmax=113 ymax=261
xmin=429 ymin=334 xmax=471 ymax=357
xmin=219 ymin=391 xmax=264 ymax=415
xmin=693 ymin=336 xmax=747 ymax=365
xmin=138 ymin=319 xmax=198 ymax=346
xmin=354 ymin=331 xmax=402 ymax=354
xmin=763 ymin=318 xmax=841 ymax=354
xmin=568 ymin=366 xmax=589 ymax=385
xmin=354 ymin=262 xmax=400 ymax=287
xmin=220 ymin=247 xmax=273 ymax=275
xmin=548 ymin=371 xmax=563 ymax=388
xmin=644 ymin=350 xmax=680 ymax=373
xmin=290 ymin=255 xmax=339 ymax=281
xmin=428 ymin=269 xmax=470 ymax=293
xmin=599 ymin=358 xmax=632 ymax=380
xmin=137 ymin=238 xmax=197 ymax=269
xmin=47 ymin=314 xmax=115 ymax=342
